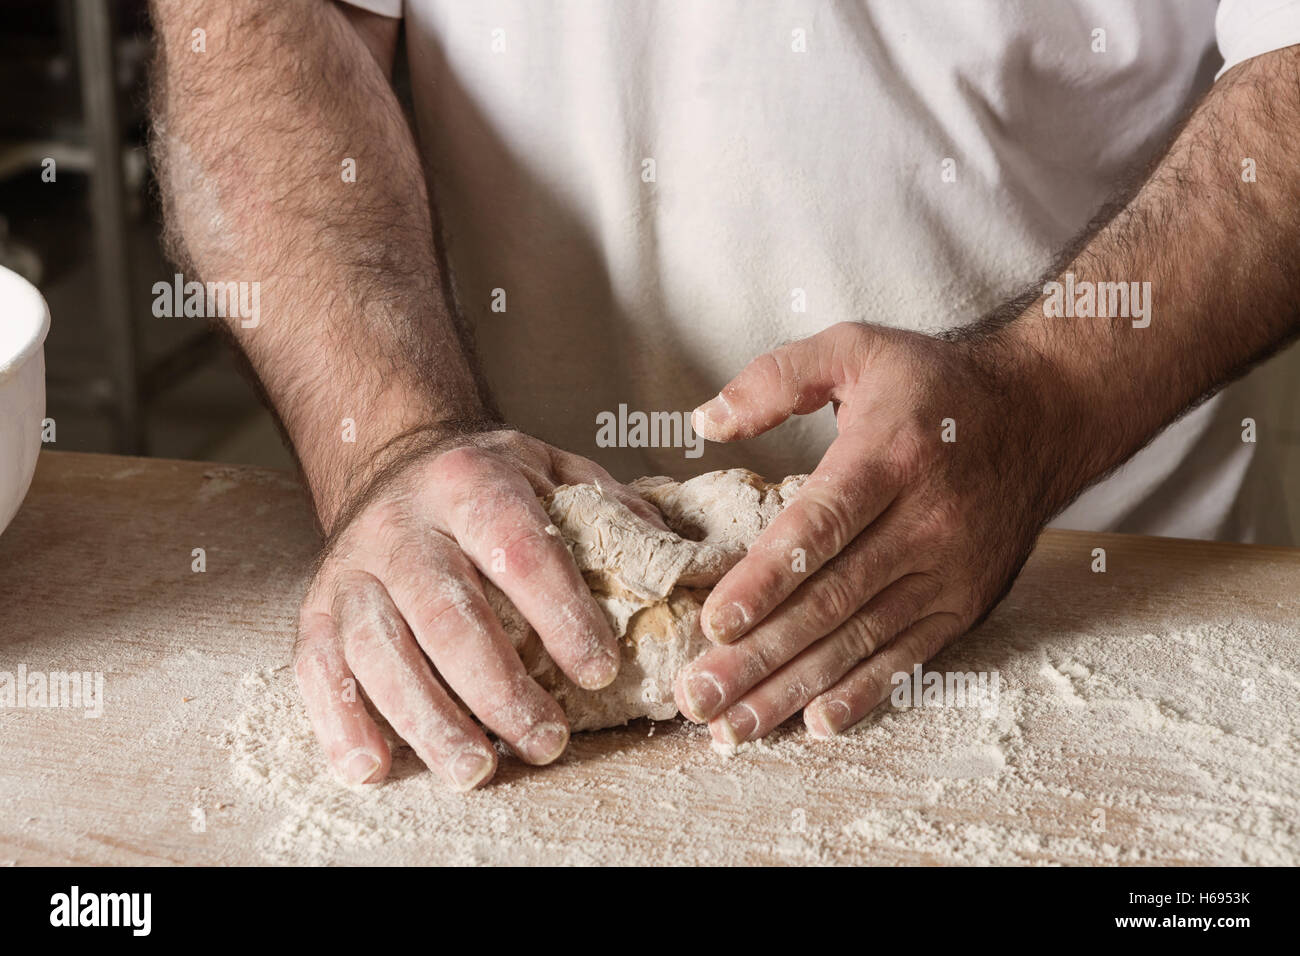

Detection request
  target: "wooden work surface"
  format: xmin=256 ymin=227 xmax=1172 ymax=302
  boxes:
xmin=0 ymin=451 xmax=1297 ymax=866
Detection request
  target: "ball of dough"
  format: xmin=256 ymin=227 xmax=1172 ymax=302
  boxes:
xmin=487 ymin=469 xmax=805 ymax=731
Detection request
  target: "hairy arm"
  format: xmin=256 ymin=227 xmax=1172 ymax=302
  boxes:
xmin=983 ymin=45 xmax=1300 ymax=508
xmin=150 ymin=0 xmax=495 ymax=530
xmin=679 ymin=45 xmax=1300 ymax=744
xmin=149 ymin=1 xmax=666 ymax=787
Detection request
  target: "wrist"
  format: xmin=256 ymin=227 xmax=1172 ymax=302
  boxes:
xmin=959 ymin=311 xmax=1118 ymax=518
xmin=287 ymin=390 xmax=501 ymax=532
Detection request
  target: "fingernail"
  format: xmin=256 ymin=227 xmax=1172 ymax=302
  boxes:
xmin=340 ymin=748 xmax=382 ymax=785
xmin=448 ymin=748 xmax=495 ymax=791
xmin=692 ymin=394 xmax=732 ymax=436
xmin=807 ymin=699 xmax=852 ymax=738
xmin=704 ymin=602 xmax=749 ymax=643
xmin=576 ymin=650 xmax=619 ymax=689
xmin=517 ymin=721 xmax=569 ymax=765
xmin=714 ymin=702 xmax=759 ymax=746
xmin=682 ymin=671 xmax=725 ymax=721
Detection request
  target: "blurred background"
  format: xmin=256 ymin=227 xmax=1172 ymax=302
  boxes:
xmin=3 ymin=1 xmax=1298 ymax=542
xmin=1 ymin=0 xmax=293 ymax=469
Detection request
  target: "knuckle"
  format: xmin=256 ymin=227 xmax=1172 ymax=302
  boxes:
xmin=493 ymin=523 xmax=567 ymax=582
xmin=742 ymin=546 xmax=799 ymax=604
xmin=350 ymin=500 xmax=414 ymax=557
xmin=332 ymin=573 xmax=399 ymax=655
xmin=430 ymin=445 xmax=493 ymax=486
xmin=340 ymin=616 xmax=385 ymax=659
xmin=828 ymin=320 xmax=867 ymax=342
xmin=340 ymin=624 xmax=382 ymax=665
xmin=796 ymin=492 xmax=854 ymax=558
xmin=292 ymin=617 xmax=331 ymax=675
xmin=839 ymin=610 xmax=886 ymax=663
xmin=915 ymin=497 xmax=964 ymax=547
xmin=409 ymin=582 xmax=480 ymax=638
xmin=333 ymin=566 xmax=384 ymax=601
xmin=816 ymin=572 xmax=860 ymax=626
xmin=828 ymin=321 xmax=875 ymax=363
xmin=745 ymin=349 xmax=788 ymax=391
xmin=769 ymin=345 xmax=801 ymax=386
xmin=905 ymin=614 xmax=959 ymax=663
xmin=457 ymin=480 xmax=530 ymax=533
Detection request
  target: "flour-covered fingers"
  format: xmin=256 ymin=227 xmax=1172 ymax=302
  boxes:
xmin=331 ymin=569 xmax=498 ymax=791
xmin=676 ymin=523 xmax=914 ymax=722
xmin=294 ymin=609 xmax=392 ymax=785
xmin=549 ymin=449 xmax=670 ymax=531
xmin=700 ymin=431 xmax=897 ymax=644
xmin=706 ymin=574 xmax=941 ymax=745
xmin=803 ymin=612 xmax=964 ymax=738
xmin=429 ymin=446 xmax=620 ymax=690
xmin=374 ymin=535 xmax=571 ymax=766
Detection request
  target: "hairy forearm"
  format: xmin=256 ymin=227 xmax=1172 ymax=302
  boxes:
xmin=981 ymin=46 xmax=1300 ymax=509
xmin=149 ymin=0 xmax=496 ymax=528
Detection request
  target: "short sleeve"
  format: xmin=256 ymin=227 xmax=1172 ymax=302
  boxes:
xmin=1216 ymin=0 xmax=1300 ymax=76
xmin=336 ymin=0 xmax=402 ymax=18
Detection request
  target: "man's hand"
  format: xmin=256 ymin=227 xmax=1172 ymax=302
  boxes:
xmin=295 ymin=425 xmax=667 ymax=789
xmin=150 ymin=2 xmax=650 ymax=788
xmin=677 ymin=46 xmax=1300 ymax=746
xmin=675 ymin=323 xmax=1071 ymax=744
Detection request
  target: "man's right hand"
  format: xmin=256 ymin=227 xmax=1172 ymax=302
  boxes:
xmin=293 ymin=426 xmax=663 ymax=790
xmin=149 ymin=3 xmax=664 ymax=791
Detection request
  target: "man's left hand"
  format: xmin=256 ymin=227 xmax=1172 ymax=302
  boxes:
xmin=676 ymin=320 xmax=1080 ymax=743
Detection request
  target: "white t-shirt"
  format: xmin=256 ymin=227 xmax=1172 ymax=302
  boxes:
xmin=344 ymin=0 xmax=1300 ymax=544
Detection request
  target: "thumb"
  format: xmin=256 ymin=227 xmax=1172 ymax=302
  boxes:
xmin=692 ymin=323 xmax=863 ymax=442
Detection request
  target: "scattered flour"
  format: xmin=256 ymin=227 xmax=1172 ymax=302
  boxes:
xmin=218 ymin=613 xmax=1300 ymax=866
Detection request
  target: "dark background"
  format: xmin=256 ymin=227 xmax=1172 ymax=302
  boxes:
xmin=1 ymin=0 xmax=292 ymax=468
xmin=4 ymin=2 xmax=1299 ymax=544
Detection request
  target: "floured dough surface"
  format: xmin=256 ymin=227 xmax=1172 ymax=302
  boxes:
xmin=488 ymin=468 xmax=805 ymax=731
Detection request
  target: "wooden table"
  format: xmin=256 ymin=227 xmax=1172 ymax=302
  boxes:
xmin=1 ymin=451 xmax=1297 ymax=865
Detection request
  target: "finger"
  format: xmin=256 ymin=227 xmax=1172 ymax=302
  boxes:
xmin=706 ymin=573 xmax=940 ymax=746
xmin=332 ymin=569 xmax=498 ymax=791
xmin=691 ymin=322 xmax=870 ymax=442
xmin=549 ymin=448 xmax=671 ymax=532
xmin=372 ymin=532 xmax=572 ymax=766
xmin=676 ymin=518 xmax=919 ymax=721
xmin=429 ymin=446 xmax=620 ymax=689
xmin=294 ymin=609 xmax=392 ymax=785
xmin=803 ymin=611 xmax=964 ymax=737
xmin=700 ymin=427 xmax=898 ymax=643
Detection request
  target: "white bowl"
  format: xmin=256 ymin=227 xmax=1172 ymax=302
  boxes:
xmin=0 ymin=265 xmax=49 ymax=536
